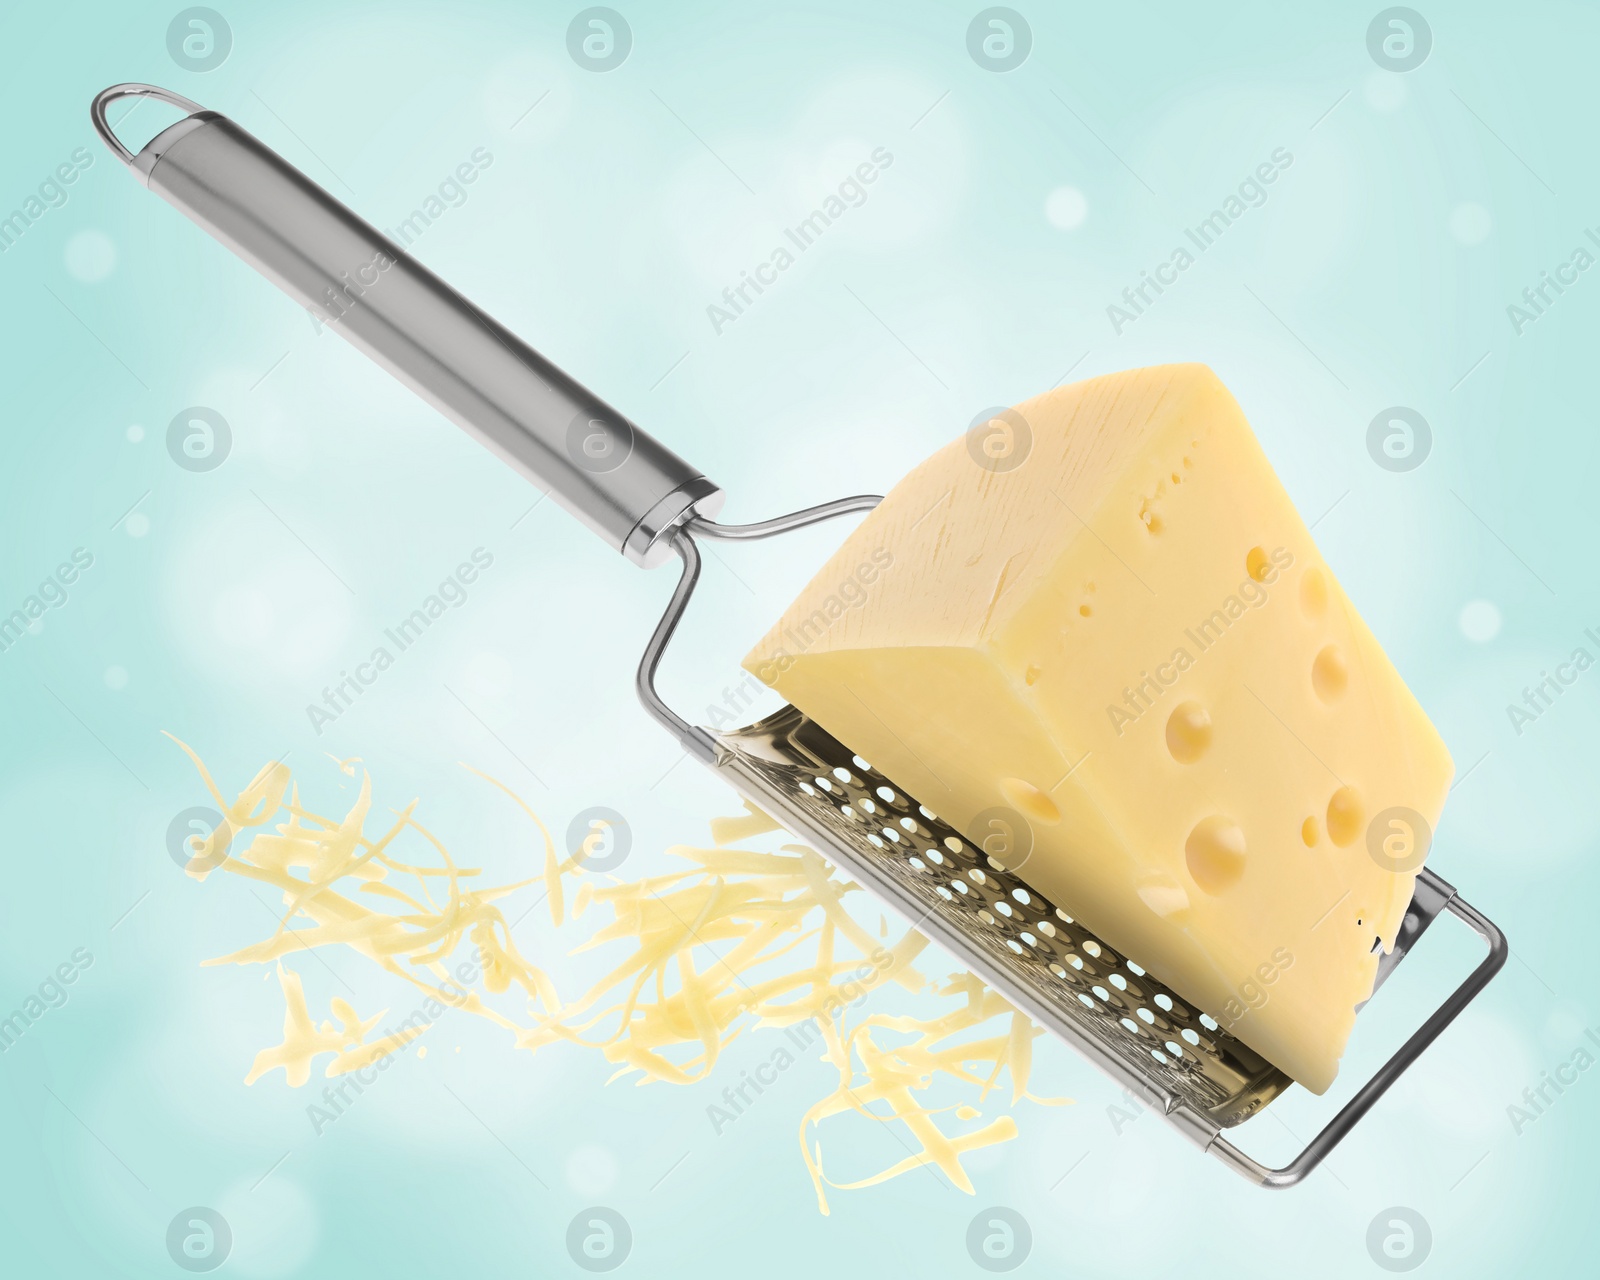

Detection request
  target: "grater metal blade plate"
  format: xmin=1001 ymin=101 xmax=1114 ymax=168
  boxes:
xmin=714 ymin=703 xmax=1293 ymax=1128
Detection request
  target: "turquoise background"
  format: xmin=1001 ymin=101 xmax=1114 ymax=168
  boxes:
xmin=0 ymin=0 xmax=1594 ymax=1275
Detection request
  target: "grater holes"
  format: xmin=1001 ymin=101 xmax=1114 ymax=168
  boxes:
xmin=719 ymin=706 xmax=1294 ymax=1124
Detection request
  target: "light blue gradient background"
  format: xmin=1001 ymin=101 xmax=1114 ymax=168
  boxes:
xmin=0 ymin=1 xmax=1593 ymax=1276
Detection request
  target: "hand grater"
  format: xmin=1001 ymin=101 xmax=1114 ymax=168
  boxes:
xmin=94 ymin=84 xmax=1507 ymax=1187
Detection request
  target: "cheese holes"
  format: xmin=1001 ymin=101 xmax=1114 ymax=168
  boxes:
xmin=1024 ymin=664 xmax=1042 ymax=686
xmin=1312 ymin=644 xmax=1348 ymax=702
xmin=1326 ymin=786 xmax=1363 ymax=847
xmin=1300 ymin=567 xmax=1328 ymax=619
xmin=1165 ymin=701 xmax=1212 ymax=763
xmin=1301 ymin=816 xmax=1318 ymax=847
xmin=1137 ymin=871 xmax=1190 ymax=922
xmin=999 ymin=777 xmax=1060 ymax=825
xmin=1185 ymin=816 xmax=1246 ymax=894
xmin=1245 ymin=546 xmax=1272 ymax=583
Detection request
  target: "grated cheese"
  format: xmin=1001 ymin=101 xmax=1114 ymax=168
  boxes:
xmin=175 ymin=741 xmax=1069 ymax=1211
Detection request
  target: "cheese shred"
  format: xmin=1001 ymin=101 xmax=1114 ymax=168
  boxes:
xmin=174 ymin=740 xmax=1069 ymax=1211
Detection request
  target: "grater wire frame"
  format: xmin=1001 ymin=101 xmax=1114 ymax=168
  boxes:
xmin=634 ymin=506 xmax=1509 ymax=1188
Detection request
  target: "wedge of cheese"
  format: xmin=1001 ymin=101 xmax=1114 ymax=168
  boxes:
xmin=743 ymin=364 xmax=1451 ymax=1093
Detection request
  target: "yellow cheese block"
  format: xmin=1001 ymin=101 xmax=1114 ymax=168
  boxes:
xmin=743 ymin=364 xmax=1451 ymax=1093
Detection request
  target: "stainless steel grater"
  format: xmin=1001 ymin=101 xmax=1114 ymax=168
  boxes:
xmin=94 ymin=84 xmax=1508 ymax=1188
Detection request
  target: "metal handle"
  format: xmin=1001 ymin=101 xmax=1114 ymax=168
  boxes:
xmin=91 ymin=83 xmax=721 ymax=567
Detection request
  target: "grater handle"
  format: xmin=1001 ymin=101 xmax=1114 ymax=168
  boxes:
xmin=1203 ymin=870 xmax=1508 ymax=1187
xmin=91 ymin=84 xmax=722 ymax=568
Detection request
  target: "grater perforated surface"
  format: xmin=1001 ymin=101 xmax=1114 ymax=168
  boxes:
xmin=717 ymin=704 xmax=1293 ymax=1127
